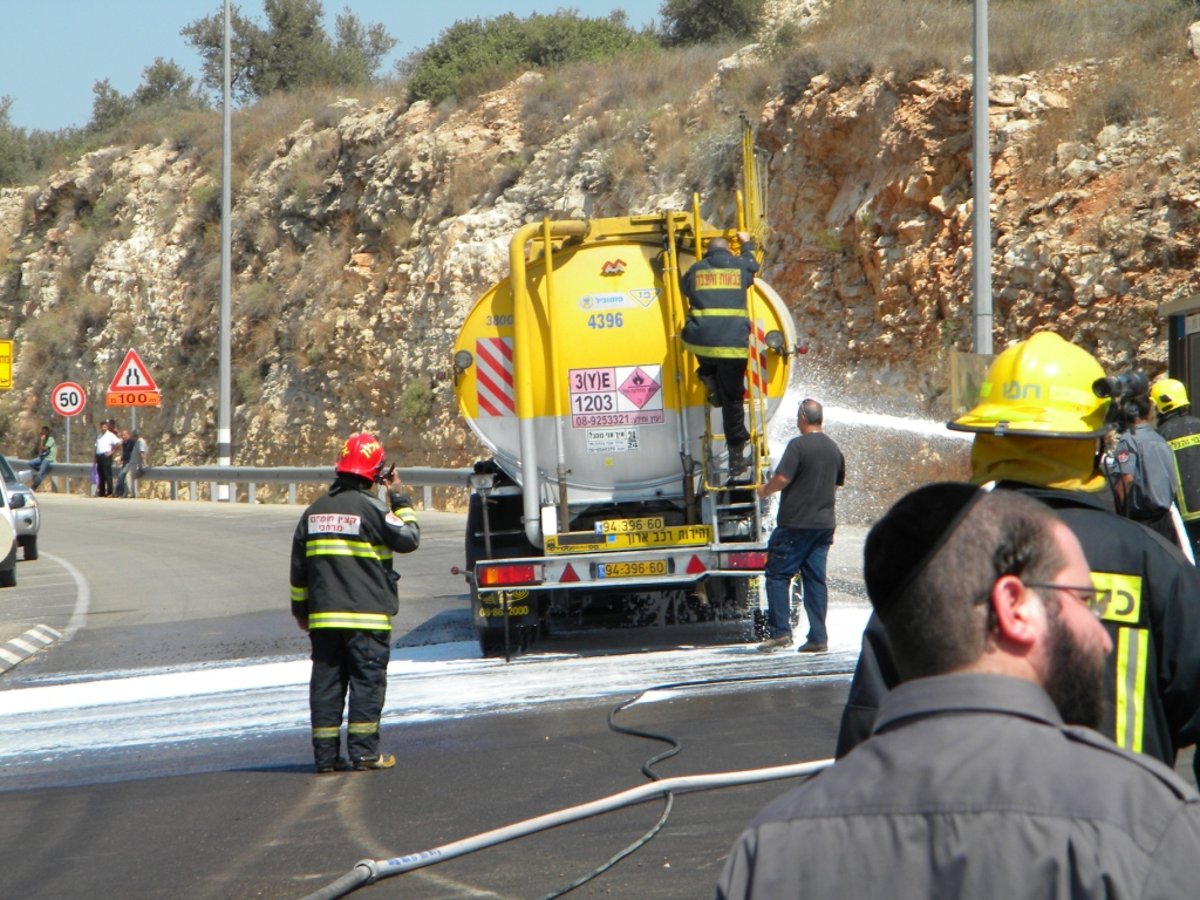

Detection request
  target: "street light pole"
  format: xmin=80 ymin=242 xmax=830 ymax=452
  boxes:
xmin=971 ymin=0 xmax=994 ymax=356
xmin=218 ymin=0 xmax=233 ymax=499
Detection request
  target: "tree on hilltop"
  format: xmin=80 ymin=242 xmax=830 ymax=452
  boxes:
xmin=0 ymin=97 xmax=34 ymax=186
xmin=182 ymin=0 xmax=395 ymax=103
xmin=89 ymin=58 xmax=208 ymax=134
xmin=659 ymin=0 xmax=765 ymax=47
xmin=403 ymin=11 xmax=657 ymax=105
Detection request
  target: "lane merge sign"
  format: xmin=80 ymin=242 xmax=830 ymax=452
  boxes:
xmin=107 ymin=349 xmax=161 ymax=407
xmin=52 ymin=382 xmax=87 ymax=417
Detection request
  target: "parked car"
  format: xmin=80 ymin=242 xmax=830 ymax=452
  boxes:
xmin=0 ymin=475 xmax=16 ymax=586
xmin=0 ymin=456 xmax=38 ymax=560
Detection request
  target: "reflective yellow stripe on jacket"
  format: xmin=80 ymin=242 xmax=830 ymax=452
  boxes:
xmin=1093 ymin=571 xmax=1147 ymax=754
xmin=1114 ymin=626 xmax=1149 ymax=753
xmin=308 ymin=611 xmax=392 ymax=630
xmin=307 ymin=537 xmax=386 ymax=561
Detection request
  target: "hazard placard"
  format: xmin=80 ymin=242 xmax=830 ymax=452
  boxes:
xmin=108 ymin=349 xmax=159 ymax=393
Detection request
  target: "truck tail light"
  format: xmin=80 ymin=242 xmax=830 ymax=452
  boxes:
xmin=725 ymin=551 xmax=768 ymax=569
xmin=478 ymin=564 xmax=540 ymax=587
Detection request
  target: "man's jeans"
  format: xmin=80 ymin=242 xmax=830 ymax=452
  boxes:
xmin=764 ymin=526 xmax=834 ymax=643
xmin=26 ymin=457 xmax=51 ymax=490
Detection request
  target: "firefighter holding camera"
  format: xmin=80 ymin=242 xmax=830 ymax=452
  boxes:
xmin=290 ymin=432 xmax=420 ymax=773
xmin=1097 ymin=372 xmax=1180 ymax=544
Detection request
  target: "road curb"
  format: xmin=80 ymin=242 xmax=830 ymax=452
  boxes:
xmin=0 ymin=624 xmax=62 ymax=674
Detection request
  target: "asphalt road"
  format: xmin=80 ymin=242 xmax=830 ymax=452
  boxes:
xmin=3 ymin=494 xmax=1198 ymax=898
xmin=0 ymin=494 xmax=868 ymax=899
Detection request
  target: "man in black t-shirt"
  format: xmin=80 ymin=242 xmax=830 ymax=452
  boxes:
xmin=755 ymin=399 xmax=846 ymax=652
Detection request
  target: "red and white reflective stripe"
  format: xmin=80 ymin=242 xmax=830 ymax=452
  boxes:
xmin=476 ymin=337 xmax=515 ymax=416
xmin=747 ymin=320 xmax=769 ymax=396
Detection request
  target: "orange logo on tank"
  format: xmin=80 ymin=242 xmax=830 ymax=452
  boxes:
xmin=600 ymin=259 xmax=627 ymax=276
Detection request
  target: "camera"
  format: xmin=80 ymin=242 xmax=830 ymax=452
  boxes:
xmin=1093 ymin=371 xmax=1150 ymax=432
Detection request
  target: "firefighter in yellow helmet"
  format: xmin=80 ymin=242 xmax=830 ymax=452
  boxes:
xmin=1152 ymin=377 xmax=1200 ymax=559
xmin=290 ymin=433 xmax=420 ymax=773
xmin=838 ymin=332 xmax=1200 ymax=790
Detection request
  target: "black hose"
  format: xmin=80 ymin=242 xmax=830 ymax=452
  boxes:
xmin=540 ymin=667 xmax=833 ymax=896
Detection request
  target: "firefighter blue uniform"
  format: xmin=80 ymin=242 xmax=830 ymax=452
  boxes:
xmin=680 ymin=236 xmax=758 ymax=457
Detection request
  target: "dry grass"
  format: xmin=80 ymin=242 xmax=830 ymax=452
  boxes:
xmin=789 ymin=0 xmax=1196 ymax=80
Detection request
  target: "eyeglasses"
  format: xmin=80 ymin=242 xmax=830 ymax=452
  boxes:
xmin=1024 ymin=582 xmax=1102 ymax=617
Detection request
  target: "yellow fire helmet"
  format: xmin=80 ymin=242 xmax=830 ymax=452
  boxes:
xmin=948 ymin=332 xmax=1110 ymax=438
xmin=1151 ymin=377 xmax=1189 ymax=415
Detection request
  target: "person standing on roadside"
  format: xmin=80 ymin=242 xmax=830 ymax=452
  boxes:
xmin=680 ymin=230 xmax=759 ymax=477
xmin=290 ymin=432 xmax=420 ymax=774
xmin=1152 ymin=377 xmax=1200 ymax=560
xmin=754 ymin=398 xmax=845 ymax=653
xmin=115 ymin=429 xmax=136 ymax=497
xmin=93 ymin=420 xmax=121 ymax=497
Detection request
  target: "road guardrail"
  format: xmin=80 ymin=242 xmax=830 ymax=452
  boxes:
xmin=5 ymin=459 xmax=475 ymax=508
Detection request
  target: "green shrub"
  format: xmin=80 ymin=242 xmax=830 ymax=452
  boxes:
xmin=406 ymin=12 xmax=658 ymax=105
xmin=398 ymin=380 xmax=435 ymax=421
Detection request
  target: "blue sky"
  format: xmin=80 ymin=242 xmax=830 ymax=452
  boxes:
xmin=0 ymin=1 xmax=657 ymax=132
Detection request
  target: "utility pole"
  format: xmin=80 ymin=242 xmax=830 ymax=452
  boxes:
xmin=218 ymin=0 xmax=233 ymax=499
xmin=971 ymin=0 xmax=994 ymax=355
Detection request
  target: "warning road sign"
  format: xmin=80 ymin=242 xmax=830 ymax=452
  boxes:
xmin=0 ymin=340 xmax=12 ymax=391
xmin=108 ymin=349 xmax=159 ymax=393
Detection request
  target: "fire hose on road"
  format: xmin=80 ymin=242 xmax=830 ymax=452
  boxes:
xmin=301 ymin=757 xmax=833 ymax=900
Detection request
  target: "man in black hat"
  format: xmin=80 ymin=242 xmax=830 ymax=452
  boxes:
xmin=716 ymin=484 xmax=1200 ymax=899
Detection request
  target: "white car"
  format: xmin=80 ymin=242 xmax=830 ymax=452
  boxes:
xmin=0 ymin=456 xmax=38 ymax=559
xmin=0 ymin=475 xmax=16 ymax=587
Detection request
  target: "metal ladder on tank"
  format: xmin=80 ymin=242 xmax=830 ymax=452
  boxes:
xmin=696 ymin=323 xmax=771 ymax=548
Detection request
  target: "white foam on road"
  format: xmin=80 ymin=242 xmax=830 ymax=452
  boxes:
xmin=0 ymin=606 xmax=870 ymax=762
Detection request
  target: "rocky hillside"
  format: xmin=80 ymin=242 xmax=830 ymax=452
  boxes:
xmin=1 ymin=20 xmax=1198 ymax=514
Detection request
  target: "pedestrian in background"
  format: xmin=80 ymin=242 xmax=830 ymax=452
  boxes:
xmin=1152 ymin=377 xmax=1200 ymax=560
xmin=680 ymin=230 xmax=758 ymax=477
xmin=115 ymin=429 xmax=149 ymax=498
xmin=26 ymin=425 xmax=56 ymax=491
xmin=837 ymin=333 xmax=1200 ymax=792
xmin=754 ymin=398 xmax=844 ymax=653
xmin=115 ymin=429 xmax=135 ymax=497
xmin=717 ymin=484 xmax=1200 ymax=899
xmin=290 ymin=432 xmax=420 ymax=773
xmin=1104 ymin=389 xmax=1180 ymax=544
xmin=93 ymin=420 xmax=121 ymax=497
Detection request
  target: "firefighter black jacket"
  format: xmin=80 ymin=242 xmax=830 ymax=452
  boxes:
xmin=290 ymin=474 xmax=420 ymax=631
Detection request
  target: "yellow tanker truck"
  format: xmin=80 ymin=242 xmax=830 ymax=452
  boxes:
xmin=452 ymin=121 xmax=799 ymax=655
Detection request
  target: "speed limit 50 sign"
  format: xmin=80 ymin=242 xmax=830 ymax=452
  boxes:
xmin=51 ymin=381 xmax=87 ymax=417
